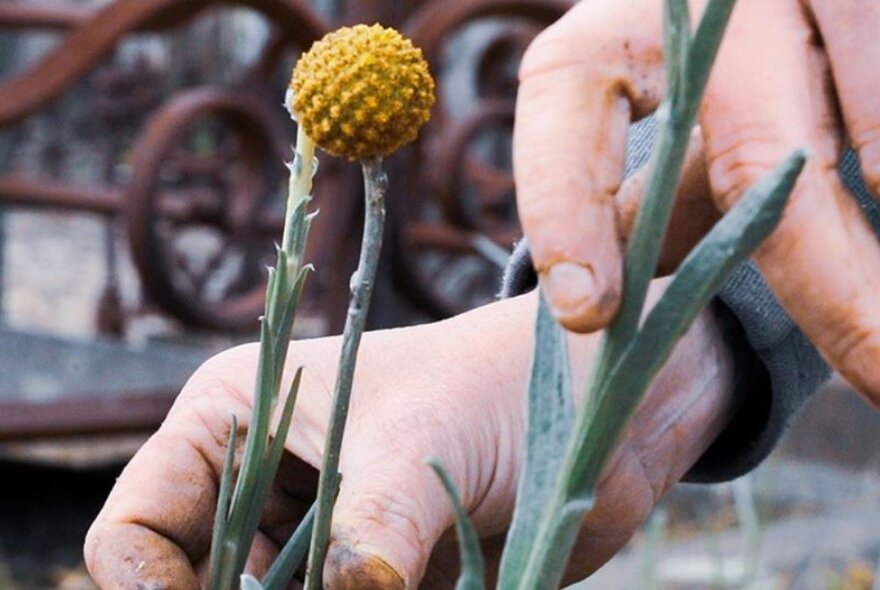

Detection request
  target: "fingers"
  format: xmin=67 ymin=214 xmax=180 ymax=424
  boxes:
xmin=317 ymin=300 xmax=540 ymax=590
xmin=616 ymin=127 xmax=720 ymax=275
xmin=85 ymin=416 xmax=224 ymax=587
xmin=807 ymin=0 xmax=880 ymax=193
xmin=701 ymin=0 xmax=880 ymax=402
xmin=85 ymin=520 xmax=201 ymax=590
xmin=514 ymin=0 xmax=665 ymax=333
xmin=85 ymin=348 xmax=318 ymax=589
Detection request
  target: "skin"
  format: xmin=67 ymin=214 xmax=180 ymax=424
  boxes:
xmin=85 ymin=288 xmax=735 ymax=589
xmin=87 ymin=0 xmax=880 ymax=587
xmin=517 ymin=0 xmax=880 ymax=403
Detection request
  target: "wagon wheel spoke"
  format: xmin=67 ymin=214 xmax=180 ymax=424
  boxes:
xmin=405 ymin=221 xmax=516 ymax=265
xmin=156 ymin=188 xmax=224 ymax=224
xmin=463 ymin=154 xmax=515 ymax=211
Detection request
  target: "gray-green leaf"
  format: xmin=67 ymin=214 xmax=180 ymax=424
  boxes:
xmin=566 ymin=150 xmax=806 ymax=501
xmin=428 ymin=459 xmax=485 ymax=590
xmin=496 ymin=294 xmax=573 ymax=588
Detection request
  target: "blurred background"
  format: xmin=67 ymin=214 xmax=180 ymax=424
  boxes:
xmin=0 ymin=1 xmax=877 ymax=588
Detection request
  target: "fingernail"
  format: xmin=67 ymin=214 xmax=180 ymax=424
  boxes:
xmin=542 ymin=261 xmax=597 ymax=317
xmin=324 ymin=540 xmax=406 ymax=590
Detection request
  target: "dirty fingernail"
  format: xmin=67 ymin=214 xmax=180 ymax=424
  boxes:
xmin=324 ymin=541 xmax=406 ymax=590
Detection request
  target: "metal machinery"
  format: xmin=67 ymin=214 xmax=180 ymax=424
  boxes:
xmin=0 ymin=0 xmax=571 ymax=440
xmin=0 ymin=0 xmax=574 ymax=331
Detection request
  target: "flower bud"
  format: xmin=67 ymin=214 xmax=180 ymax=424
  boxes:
xmin=289 ymin=24 xmax=436 ymax=160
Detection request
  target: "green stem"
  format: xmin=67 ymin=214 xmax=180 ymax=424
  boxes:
xmin=283 ymin=125 xmax=316 ymax=260
xmin=304 ymin=157 xmax=388 ymax=589
xmin=206 ymin=129 xmax=316 ymax=590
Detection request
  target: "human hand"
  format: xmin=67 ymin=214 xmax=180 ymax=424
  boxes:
xmin=515 ymin=0 xmax=880 ymax=403
xmin=85 ymin=288 xmax=735 ymax=589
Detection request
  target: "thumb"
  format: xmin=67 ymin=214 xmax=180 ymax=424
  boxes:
xmin=323 ymin=416 xmax=466 ymax=590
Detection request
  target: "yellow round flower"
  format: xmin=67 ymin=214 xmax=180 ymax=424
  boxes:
xmin=289 ymin=24 xmax=436 ymax=160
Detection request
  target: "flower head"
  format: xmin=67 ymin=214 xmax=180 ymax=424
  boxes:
xmin=289 ymin=24 xmax=435 ymax=160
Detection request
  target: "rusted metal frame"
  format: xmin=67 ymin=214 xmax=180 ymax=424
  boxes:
xmin=0 ymin=33 xmax=18 ymax=322
xmin=0 ymin=4 xmax=92 ymax=31
xmin=379 ymin=0 xmax=571 ymax=318
xmin=0 ymin=0 xmax=327 ymax=127
xmin=405 ymin=220 xmax=519 ymax=252
xmin=0 ymin=0 xmax=572 ymax=331
xmin=0 ymin=176 xmax=123 ymax=215
xmin=0 ymin=0 xmax=332 ymax=332
xmin=403 ymin=0 xmax=572 ymax=55
xmin=428 ymin=99 xmax=516 ymax=228
xmin=125 ymin=87 xmax=290 ymax=331
xmin=0 ymin=392 xmax=176 ymax=441
xmin=0 ymin=177 xmax=244 ymax=226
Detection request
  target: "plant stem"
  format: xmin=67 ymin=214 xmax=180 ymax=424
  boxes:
xmin=304 ymin=157 xmax=388 ymax=590
xmin=282 ymin=125 xmax=316 ymax=270
xmin=206 ymin=128 xmax=316 ymax=590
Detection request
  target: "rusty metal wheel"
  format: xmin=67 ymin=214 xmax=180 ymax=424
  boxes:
xmin=394 ymin=100 xmax=520 ymax=317
xmin=389 ymin=0 xmax=571 ymax=318
xmin=126 ymin=88 xmax=289 ymax=331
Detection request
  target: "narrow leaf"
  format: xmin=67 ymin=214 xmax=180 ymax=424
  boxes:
xmin=265 ymin=250 xmax=288 ymax=330
xmin=235 ymin=367 xmax=305 ymax=578
xmin=517 ymin=500 xmax=592 ymax=590
xmin=686 ymin=0 xmax=737 ymax=99
xmin=272 ymin=267 xmax=313 ymax=386
xmin=264 ymin=264 xmax=281 ymax=329
xmin=207 ymin=415 xmax=239 ymax=589
xmin=266 ymin=367 xmax=304 ymax=480
xmin=567 ymin=151 xmax=806 ymax=500
xmin=593 ymin=0 xmax=739 ymax=383
xmin=428 ymin=459 xmax=485 ymax=590
xmin=497 ymin=294 xmax=573 ymax=588
xmin=663 ymin=0 xmax=691 ymax=106
xmin=623 ymin=151 xmax=805 ymax=376
xmin=262 ymin=502 xmax=317 ymax=590
xmin=229 ymin=319 xmax=275 ymax=511
xmin=286 ymin=198 xmax=314 ymax=268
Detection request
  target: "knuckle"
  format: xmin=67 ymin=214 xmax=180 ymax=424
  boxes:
xmin=351 ymin=489 xmax=429 ymax=554
xmin=172 ymin=345 xmax=257 ymax=421
xmin=519 ymin=37 xmax=625 ymax=93
xmin=519 ymin=25 xmax=579 ymax=81
xmin=706 ymin=133 xmax=834 ymax=210
xmin=518 ymin=14 xmax=624 ymax=86
xmin=707 ymin=135 xmax=788 ymax=210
